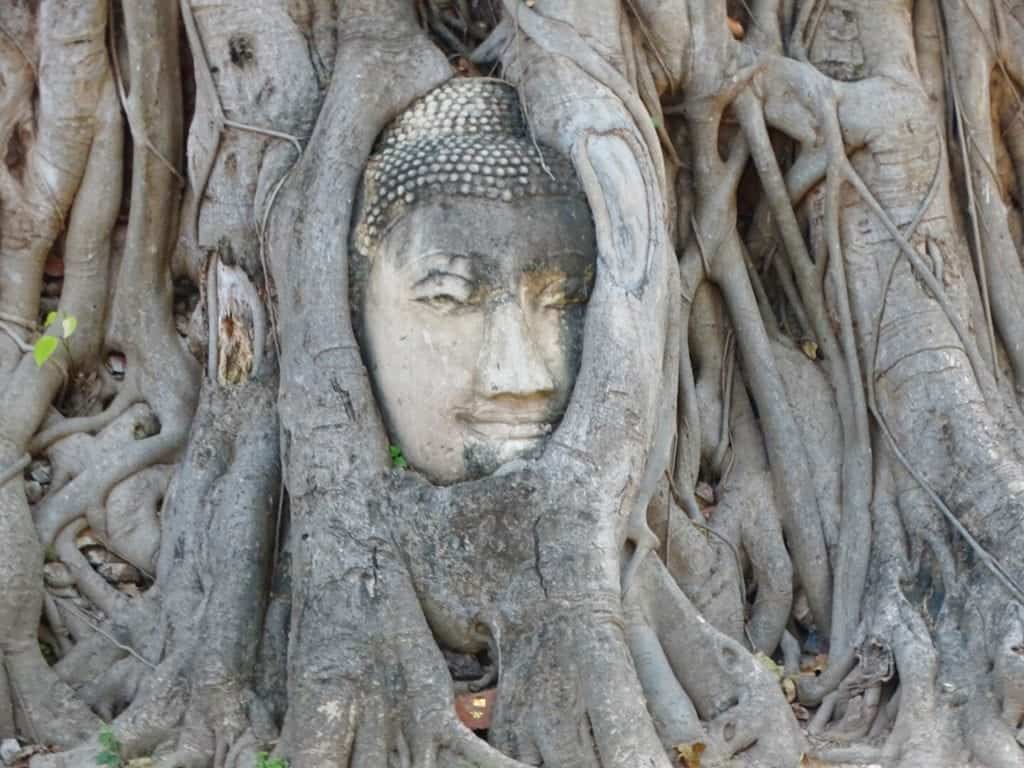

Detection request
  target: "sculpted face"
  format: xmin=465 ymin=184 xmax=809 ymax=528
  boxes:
xmin=359 ymin=196 xmax=595 ymax=483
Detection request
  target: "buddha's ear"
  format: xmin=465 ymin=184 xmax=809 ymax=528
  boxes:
xmin=268 ymin=2 xmax=452 ymax=485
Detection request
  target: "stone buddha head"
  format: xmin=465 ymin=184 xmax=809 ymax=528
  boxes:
xmin=351 ymin=79 xmax=596 ymax=484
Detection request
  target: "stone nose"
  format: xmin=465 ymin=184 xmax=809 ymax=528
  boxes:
xmin=476 ymin=299 xmax=556 ymax=399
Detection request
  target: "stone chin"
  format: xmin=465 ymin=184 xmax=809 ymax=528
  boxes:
xmin=461 ymin=433 xmax=550 ymax=481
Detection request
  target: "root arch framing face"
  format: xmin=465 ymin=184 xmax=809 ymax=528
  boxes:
xmin=2 ymin=1 xmax=1024 ymax=767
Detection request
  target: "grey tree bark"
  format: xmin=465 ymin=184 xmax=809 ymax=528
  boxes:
xmin=2 ymin=1 xmax=1024 ymax=767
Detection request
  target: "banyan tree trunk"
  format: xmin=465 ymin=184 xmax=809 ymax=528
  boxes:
xmin=1 ymin=1 xmax=1024 ymax=767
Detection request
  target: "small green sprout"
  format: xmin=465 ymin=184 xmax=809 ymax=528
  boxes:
xmin=255 ymin=753 xmax=288 ymax=768
xmin=389 ymin=444 xmax=408 ymax=470
xmin=33 ymin=310 xmax=77 ymax=368
xmin=96 ymin=726 xmax=123 ymax=767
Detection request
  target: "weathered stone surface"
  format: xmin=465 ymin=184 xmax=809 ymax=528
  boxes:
xmin=351 ymin=80 xmax=594 ymax=485
xmin=353 ymin=79 xmax=583 ymax=256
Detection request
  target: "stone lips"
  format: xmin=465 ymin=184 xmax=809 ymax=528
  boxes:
xmin=353 ymin=78 xmax=584 ymax=255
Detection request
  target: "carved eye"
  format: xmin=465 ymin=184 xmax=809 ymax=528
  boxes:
xmin=413 ymin=272 xmax=478 ymax=312
xmin=538 ymin=276 xmax=589 ymax=310
xmin=419 ymin=293 xmax=466 ymax=310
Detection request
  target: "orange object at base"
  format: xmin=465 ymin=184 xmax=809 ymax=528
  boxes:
xmin=455 ymin=688 xmax=497 ymax=731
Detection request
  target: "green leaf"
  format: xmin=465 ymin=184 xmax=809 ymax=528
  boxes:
xmin=255 ymin=753 xmax=287 ymax=768
xmin=98 ymin=727 xmax=120 ymax=751
xmin=96 ymin=726 xmax=123 ymax=767
xmin=45 ymin=310 xmax=58 ymax=327
xmin=33 ymin=335 xmax=58 ymax=367
xmin=62 ymin=314 xmax=77 ymax=338
xmin=389 ymin=445 xmax=408 ymax=470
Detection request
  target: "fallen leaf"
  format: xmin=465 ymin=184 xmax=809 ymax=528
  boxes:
xmin=801 ymin=653 xmax=829 ymax=674
xmin=674 ymin=741 xmax=705 ymax=767
xmin=801 ymin=340 xmax=819 ymax=360
xmin=782 ymin=676 xmax=797 ymax=702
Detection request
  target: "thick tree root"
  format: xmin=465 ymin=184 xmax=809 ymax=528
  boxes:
xmin=5 ymin=646 xmax=101 ymax=750
xmin=630 ymin=553 xmax=805 ymax=766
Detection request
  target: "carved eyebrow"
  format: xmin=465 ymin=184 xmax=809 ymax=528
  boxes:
xmin=408 ymin=250 xmax=473 ymax=266
xmin=407 ymin=250 xmax=484 ymax=283
xmin=407 ymin=250 xmax=470 ymax=270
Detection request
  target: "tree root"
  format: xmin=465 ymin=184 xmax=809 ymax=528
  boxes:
xmin=656 ymin=481 xmax=746 ymax=643
xmin=10 ymin=3 xmax=1024 ymax=768
xmin=30 ymin=386 xmax=138 ymax=455
xmin=4 ymin=645 xmax=101 ymax=749
xmin=35 ymin=429 xmax=186 ymax=548
xmin=629 ymin=552 xmax=805 ymax=766
xmin=55 ymin=520 xmax=129 ymax=619
xmin=77 ymin=654 xmax=145 ymax=721
xmin=484 ymin=594 xmax=672 ymax=768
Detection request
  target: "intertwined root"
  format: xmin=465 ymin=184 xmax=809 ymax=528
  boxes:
xmin=629 ymin=554 xmax=805 ymax=766
xmin=483 ymin=599 xmax=671 ymax=768
xmin=367 ymin=456 xmax=804 ymax=768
